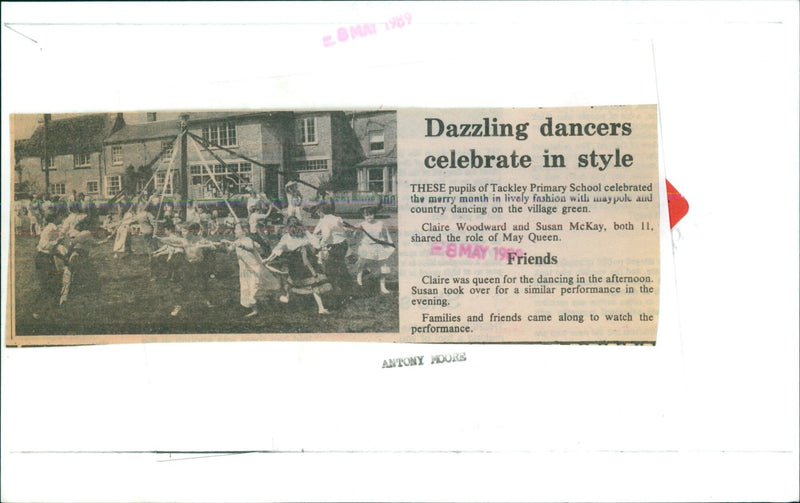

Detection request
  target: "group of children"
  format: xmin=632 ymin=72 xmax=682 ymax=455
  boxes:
xmin=228 ymin=182 xmax=396 ymax=317
xmin=28 ymin=199 xmax=98 ymax=315
xmin=22 ymin=183 xmax=396 ymax=321
xmin=15 ymin=192 xmax=98 ymax=238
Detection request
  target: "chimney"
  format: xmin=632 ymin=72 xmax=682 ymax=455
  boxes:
xmin=147 ymin=112 xmax=157 ymax=122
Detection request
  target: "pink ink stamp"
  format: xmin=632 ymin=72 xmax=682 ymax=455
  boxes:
xmin=431 ymin=242 xmax=523 ymax=261
xmin=323 ymin=12 xmax=411 ymax=48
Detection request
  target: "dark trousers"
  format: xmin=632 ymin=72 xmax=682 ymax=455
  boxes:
xmin=323 ymin=241 xmax=352 ymax=293
xmin=35 ymin=251 xmax=60 ymax=303
xmin=250 ymin=232 xmax=271 ymax=257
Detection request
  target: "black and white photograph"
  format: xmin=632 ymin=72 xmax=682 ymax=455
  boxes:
xmin=10 ymin=110 xmax=399 ymax=341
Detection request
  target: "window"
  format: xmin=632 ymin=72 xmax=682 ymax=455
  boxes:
xmin=160 ymin=139 xmax=174 ymax=162
xmin=111 ymin=146 xmax=123 ymax=165
xmin=369 ymin=130 xmax=385 ymax=153
xmin=190 ymin=163 xmax=251 ymax=195
xmin=293 ymin=159 xmax=328 ymax=172
xmin=296 ymin=117 xmax=317 ymax=144
xmin=86 ymin=180 xmax=99 ymax=194
xmin=74 ymin=152 xmax=92 ymax=168
xmin=51 ymin=183 xmax=66 ymax=196
xmin=367 ymin=168 xmax=385 ymax=193
xmin=155 ymin=171 xmax=175 ymax=195
xmin=106 ymin=175 xmax=121 ymax=196
xmin=201 ymin=121 xmax=237 ymax=147
xmin=41 ymin=156 xmax=55 ymax=171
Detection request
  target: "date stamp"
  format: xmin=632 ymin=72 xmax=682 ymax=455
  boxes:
xmin=323 ymin=12 xmax=412 ymax=48
xmin=431 ymin=242 xmax=524 ymax=261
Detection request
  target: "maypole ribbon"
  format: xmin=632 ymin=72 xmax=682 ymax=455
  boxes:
xmin=188 ymin=135 xmax=237 ymax=217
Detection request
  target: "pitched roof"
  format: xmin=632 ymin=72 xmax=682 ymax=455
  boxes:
xmin=105 ymin=120 xmax=180 ymax=144
xmin=105 ymin=111 xmax=295 ymax=144
xmin=186 ymin=111 xmax=262 ymax=122
xmin=14 ymin=139 xmax=30 ymax=158
xmin=183 ymin=111 xmax=290 ymax=123
xmin=346 ymin=110 xmax=397 ymax=119
xmin=354 ymin=147 xmax=397 ymax=168
xmin=19 ymin=113 xmax=124 ymax=157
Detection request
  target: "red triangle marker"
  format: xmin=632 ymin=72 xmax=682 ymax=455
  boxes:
xmin=665 ymin=179 xmax=689 ymax=228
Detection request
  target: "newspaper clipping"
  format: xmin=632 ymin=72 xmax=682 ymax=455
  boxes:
xmin=7 ymin=105 xmax=658 ymax=346
xmin=399 ymin=105 xmax=659 ymax=343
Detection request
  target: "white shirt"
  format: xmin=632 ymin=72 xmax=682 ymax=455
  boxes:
xmin=36 ymin=223 xmax=61 ymax=254
xmin=314 ymin=214 xmax=347 ymax=246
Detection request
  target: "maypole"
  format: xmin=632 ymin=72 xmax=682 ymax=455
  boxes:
xmin=179 ymin=114 xmax=190 ymax=219
xmin=136 ymin=138 xmax=180 ymax=200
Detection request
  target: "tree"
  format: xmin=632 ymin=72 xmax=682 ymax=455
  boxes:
xmin=121 ymin=164 xmax=155 ymax=198
xmin=137 ymin=165 xmax=154 ymax=196
xmin=316 ymin=170 xmax=354 ymax=194
xmin=122 ymin=165 xmax=138 ymax=197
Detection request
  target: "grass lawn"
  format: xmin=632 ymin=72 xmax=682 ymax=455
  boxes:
xmin=12 ymin=215 xmax=399 ymax=338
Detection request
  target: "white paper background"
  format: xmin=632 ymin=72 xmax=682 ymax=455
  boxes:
xmin=2 ymin=2 xmax=798 ymax=502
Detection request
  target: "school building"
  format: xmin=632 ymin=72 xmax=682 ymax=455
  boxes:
xmin=14 ymin=113 xmax=125 ymax=199
xmin=348 ymin=110 xmax=398 ymax=209
xmin=14 ymin=110 xmax=398 ymax=206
